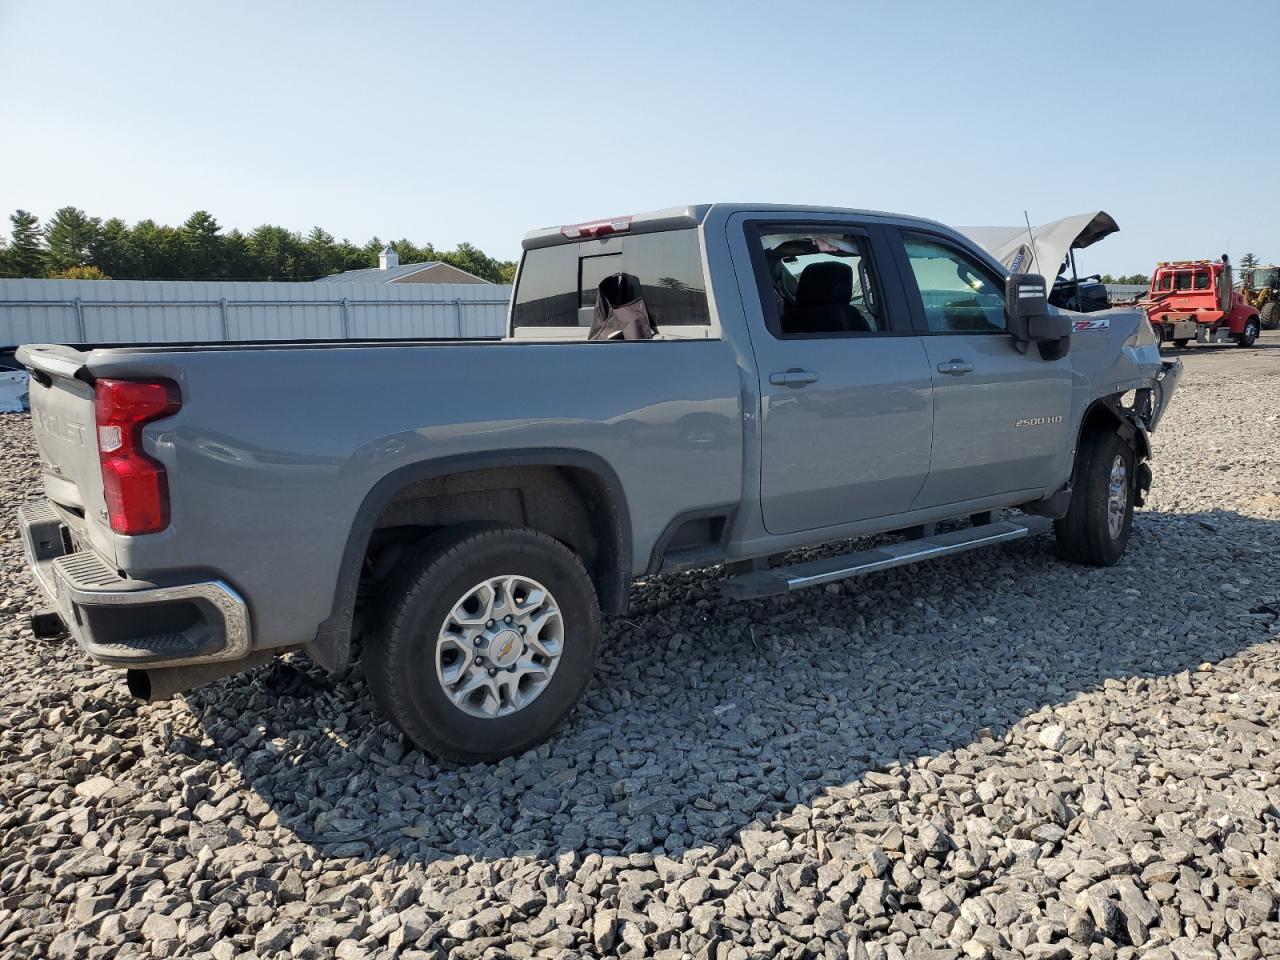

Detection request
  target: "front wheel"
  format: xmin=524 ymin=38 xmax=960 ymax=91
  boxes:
xmin=1236 ymin=318 xmax=1260 ymax=347
xmin=365 ymin=526 xmax=600 ymax=762
xmin=1261 ymin=301 xmax=1279 ymax=330
xmin=1054 ymin=430 xmax=1136 ymax=566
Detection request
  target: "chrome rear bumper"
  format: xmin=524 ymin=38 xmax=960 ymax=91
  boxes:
xmin=18 ymin=501 xmax=251 ymax=668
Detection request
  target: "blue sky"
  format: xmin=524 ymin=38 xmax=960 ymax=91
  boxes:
xmin=1 ymin=0 xmax=1277 ymax=274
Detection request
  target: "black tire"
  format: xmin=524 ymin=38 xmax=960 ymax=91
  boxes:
xmin=1153 ymin=323 xmax=1166 ymax=347
xmin=1054 ymin=429 xmax=1135 ymax=567
xmin=1173 ymin=338 xmax=1190 ymax=348
xmin=365 ymin=525 xmax=600 ymax=763
xmin=1261 ymin=301 xmax=1279 ymax=331
xmin=1236 ymin=317 xmax=1260 ymax=348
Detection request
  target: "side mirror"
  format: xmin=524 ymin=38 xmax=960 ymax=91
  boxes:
xmin=1006 ymin=273 xmax=1071 ymax=359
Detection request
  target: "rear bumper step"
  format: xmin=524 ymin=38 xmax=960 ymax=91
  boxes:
xmin=722 ymin=516 xmax=1052 ymax=600
xmin=17 ymin=501 xmax=251 ymax=668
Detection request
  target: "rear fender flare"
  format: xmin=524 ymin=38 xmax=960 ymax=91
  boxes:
xmin=308 ymin=448 xmax=633 ymax=673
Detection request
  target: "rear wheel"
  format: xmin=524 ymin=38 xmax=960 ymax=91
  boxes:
xmin=365 ymin=525 xmax=600 ymax=762
xmin=1261 ymin=301 xmax=1279 ymax=330
xmin=1173 ymin=337 xmax=1190 ymax=348
xmin=1236 ymin=318 xmax=1260 ymax=347
xmin=1055 ymin=429 xmax=1135 ymax=566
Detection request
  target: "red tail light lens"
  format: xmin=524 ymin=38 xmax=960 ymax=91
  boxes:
xmin=94 ymin=379 xmax=181 ymax=535
xmin=560 ymin=215 xmax=632 ymax=239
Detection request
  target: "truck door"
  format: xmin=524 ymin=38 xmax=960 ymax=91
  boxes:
xmin=889 ymin=228 xmax=1072 ymax=508
xmin=736 ymin=221 xmax=935 ymax=535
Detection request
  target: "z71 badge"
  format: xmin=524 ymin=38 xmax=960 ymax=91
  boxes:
xmin=1015 ymin=416 xmax=1065 ymax=428
xmin=1073 ymin=317 xmax=1111 ymax=332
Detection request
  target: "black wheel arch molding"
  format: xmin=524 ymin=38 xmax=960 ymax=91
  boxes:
xmin=308 ymin=447 xmax=633 ymax=673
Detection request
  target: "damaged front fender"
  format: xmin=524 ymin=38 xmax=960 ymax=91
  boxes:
xmin=1144 ymin=358 xmax=1182 ymax=434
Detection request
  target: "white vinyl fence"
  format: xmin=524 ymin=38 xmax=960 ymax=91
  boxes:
xmin=0 ymin=278 xmax=511 ymax=348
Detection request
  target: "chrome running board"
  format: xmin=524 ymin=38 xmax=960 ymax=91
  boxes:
xmin=722 ymin=517 xmax=1053 ymax=600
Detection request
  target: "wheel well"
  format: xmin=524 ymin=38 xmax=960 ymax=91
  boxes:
xmin=359 ymin=464 xmax=626 ymax=616
xmin=1077 ymin=395 xmax=1146 ymax=462
xmin=309 ymin=455 xmax=631 ymax=675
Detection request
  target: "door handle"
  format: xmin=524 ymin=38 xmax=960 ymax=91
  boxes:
xmin=769 ymin=369 xmax=819 ymax=387
xmin=936 ymin=359 xmax=974 ymax=376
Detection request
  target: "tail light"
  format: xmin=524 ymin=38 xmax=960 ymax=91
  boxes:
xmin=95 ymin=379 xmax=181 ymax=535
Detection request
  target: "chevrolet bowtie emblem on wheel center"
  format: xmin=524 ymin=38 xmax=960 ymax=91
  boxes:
xmin=489 ymin=630 xmax=522 ymax=668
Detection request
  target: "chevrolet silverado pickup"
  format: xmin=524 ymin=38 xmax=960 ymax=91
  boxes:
xmin=16 ymin=203 xmax=1181 ymax=762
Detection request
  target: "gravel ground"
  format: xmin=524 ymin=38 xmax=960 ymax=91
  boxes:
xmin=1 ymin=345 xmax=1279 ymax=960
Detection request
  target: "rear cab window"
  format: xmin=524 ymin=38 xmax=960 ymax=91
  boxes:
xmin=512 ymin=229 xmax=712 ymax=339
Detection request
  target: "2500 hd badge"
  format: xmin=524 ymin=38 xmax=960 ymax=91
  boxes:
xmin=1015 ymin=415 xmax=1066 ymax=428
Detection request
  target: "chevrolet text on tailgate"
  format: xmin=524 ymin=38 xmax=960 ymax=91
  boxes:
xmin=16 ymin=204 xmax=1182 ymax=762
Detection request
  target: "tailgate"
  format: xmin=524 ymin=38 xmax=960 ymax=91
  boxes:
xmin=17 ymin=344 xmax=113 ymax=557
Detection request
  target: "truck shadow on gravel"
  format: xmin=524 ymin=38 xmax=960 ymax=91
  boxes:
xmin=177 ymin=507 xmax=1279 ymax=868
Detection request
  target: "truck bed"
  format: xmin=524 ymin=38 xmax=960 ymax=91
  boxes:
xmin=20 ymin=338 xmax=744 ymax=655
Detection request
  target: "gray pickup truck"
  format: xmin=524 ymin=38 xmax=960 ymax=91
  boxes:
xmin=17 ymin=204 xmax=1180 ymax=762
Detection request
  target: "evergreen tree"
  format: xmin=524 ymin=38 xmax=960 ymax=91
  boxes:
xmin=90 ymin=217 xmax=137 ymax=278
xmin=248 ymin=224 xmax=304 ymax=280
xmin=130 ymin=219 xmax=186 ymax=279
xmin=1240 ymin=252 xmax=1259 ymax=285
xmin=221 ymin=229 xmax=254 ymax=279
xmin=6 ymin=209 xmax=46 ymax=277
xmin=181 ymin=210 xmax=225 ymax=278
xmin=336 ymin=238 xmax=371 ymax=272
xmin=303 ymin=227 xmax=340 ymax=279
xmin=44 ymin=206 xmax=101 ymax=273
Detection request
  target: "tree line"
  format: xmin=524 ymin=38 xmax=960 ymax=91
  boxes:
xmin=0 ymin=207 xmax=517 ymax=283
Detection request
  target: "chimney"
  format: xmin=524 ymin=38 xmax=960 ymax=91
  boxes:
xmin=379 ymin=244 xmax=399 ymax=270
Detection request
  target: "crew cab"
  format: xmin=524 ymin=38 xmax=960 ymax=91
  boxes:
xmin=16 ymin=204 xmax=1181 ymax=761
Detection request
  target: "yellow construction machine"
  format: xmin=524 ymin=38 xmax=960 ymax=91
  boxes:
xmin=1244 ymin=265 xmax=1279 ymax=329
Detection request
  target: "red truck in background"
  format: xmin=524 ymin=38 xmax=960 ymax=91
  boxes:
xmin=1145 ymin=256 xmax=1261 ymax=348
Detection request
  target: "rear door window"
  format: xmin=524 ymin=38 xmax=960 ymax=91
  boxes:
xmin=513 ymin=229 xmax=711 ymax=330
xmin=749 ymin=229 xmax=894 ymax=337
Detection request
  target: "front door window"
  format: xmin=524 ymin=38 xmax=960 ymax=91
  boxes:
xmin=902 ymin=236 xmax=1006 ymax=333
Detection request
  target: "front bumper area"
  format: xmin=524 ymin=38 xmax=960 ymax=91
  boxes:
xmin=1147 ymin=358 xmax=1182 ymax=433
xmin=18 ymin=501 xmax=251 ymax=669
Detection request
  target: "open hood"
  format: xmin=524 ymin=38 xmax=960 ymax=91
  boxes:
xmin=959 ymin=211 xmax=1119 ymax=280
